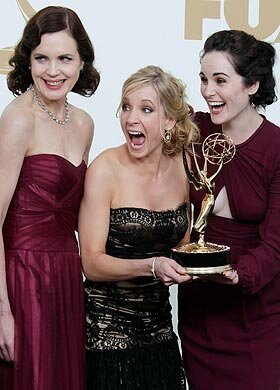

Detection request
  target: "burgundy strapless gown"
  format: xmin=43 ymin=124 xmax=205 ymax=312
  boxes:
xmin=0 ymin=154 xmax=87 ymax=390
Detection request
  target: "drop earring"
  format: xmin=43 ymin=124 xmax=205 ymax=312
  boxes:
xmin=164 ymin=129 xmax=171 ymax=143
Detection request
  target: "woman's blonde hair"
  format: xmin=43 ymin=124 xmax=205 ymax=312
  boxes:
xmin=120 ymin=65 xmax=200 ymax=156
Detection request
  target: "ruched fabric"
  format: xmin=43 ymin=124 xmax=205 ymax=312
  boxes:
xmin=0 ymin=154 xmax=87 ymax=390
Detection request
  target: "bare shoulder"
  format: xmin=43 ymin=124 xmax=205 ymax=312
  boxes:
xmin=0 ymin=93 xmax=34 ymax=144
xmin=87 ymin=146 xmax=123 ymax=180
xmin=70 ymin=106 xmax=94 ymax=159
xmin=71 ymin=105 xmax=94 ymax=133
xmin=86 ymin=145 xmax=126 ymax=186
xmin=83 ymin=146 xmax=124 ymax=204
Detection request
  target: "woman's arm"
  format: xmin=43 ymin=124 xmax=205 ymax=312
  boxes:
xmin=0 ymin=103 xmax=33 ymax=361
xmin=79 ymin=109 xmax=94 ymax=164
xmin=78 ymin=153 xmax=191 ymax=285
xmin=234 ymin=154 xmax=280 ymax=294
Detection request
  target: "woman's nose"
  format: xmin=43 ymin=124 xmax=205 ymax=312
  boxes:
xmin=127 ymin=109 xmax=140 ymax=124
xmin=46 ymin=61 xmax=59 ymax=76
xmin=204 ymin=82 xmax=216 ymax=97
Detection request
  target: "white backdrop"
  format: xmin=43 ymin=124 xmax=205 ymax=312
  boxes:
xmin=1 ymin=1 xmax=279 ymax=159
xmin=0 ymin=1 xmax=279 ymax=384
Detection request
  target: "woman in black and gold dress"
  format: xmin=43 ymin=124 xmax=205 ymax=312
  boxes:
xmin=79 ymin=65 xmax=198 ymax=389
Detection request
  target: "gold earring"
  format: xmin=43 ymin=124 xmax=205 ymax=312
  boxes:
xmin=164 ymin=129 xmax=171 ymax=143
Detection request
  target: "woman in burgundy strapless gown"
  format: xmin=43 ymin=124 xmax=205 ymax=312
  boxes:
xmin=0 ymin=6 xmax=100 ymax=390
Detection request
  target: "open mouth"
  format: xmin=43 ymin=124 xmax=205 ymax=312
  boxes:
xmin=44 ymin=80 xmax=65 ymax=88
xmin=208 ymin=101 xmax=225 ymax=114
xmin=128 ymin=130 xmax=146 ymax=149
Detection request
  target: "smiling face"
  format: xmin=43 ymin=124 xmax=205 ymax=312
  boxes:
xmin=30 ymin=30 xmax=84 ymax=103
xmin=200 ymin=51 xmax=259 ymax=129
xmin=120 ymin=84 xmax=174 ymax=159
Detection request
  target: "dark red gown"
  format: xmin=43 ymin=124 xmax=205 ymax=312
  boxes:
xmin=0 ymin=154 xmax=87 ymax=390
xmin=178 ymin=113 xmax=280 ymax=390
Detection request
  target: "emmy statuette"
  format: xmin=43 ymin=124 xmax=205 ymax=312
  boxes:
xmin=172 ymin=133 xmax=236 ymax=275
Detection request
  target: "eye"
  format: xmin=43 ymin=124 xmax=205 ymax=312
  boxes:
xmin=34 ymin=55 xmax=47 ymax=62
xmin=216 ymin=78 xmax=226 ymax=84
xmin=59 ymin=56 xmax=73 ymax=63
xmin=121 ymin=104 xmax=130 ymax=112
xmin=143 ymin=106 xmax=153 ymax=113
xmin=200 ymin=76 xmax=208 ymax=85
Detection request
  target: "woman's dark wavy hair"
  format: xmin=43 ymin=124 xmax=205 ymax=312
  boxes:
xmin=201 ymin=30 xmax=277 ymax=108
xmin=7 ymin=6 xmax=100 ymax=97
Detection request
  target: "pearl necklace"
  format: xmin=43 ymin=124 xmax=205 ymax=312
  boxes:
xmin=30 ymin=85 xmax=69 ymax=125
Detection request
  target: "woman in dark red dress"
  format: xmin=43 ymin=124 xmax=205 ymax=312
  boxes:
xmin=0 ymin=6 xmax=100 ymax=390
xmin=178 ymin=30 xmax=280 ymax=390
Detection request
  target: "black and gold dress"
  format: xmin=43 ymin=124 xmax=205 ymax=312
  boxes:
xmin=85 ymin=203 xmax=188 ymax=390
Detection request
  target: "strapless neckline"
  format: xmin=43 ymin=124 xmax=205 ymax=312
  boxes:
xmin=110 ymin=202 xmax=187 ymax=214
xmin=24 ymin=153 xmax=86 ymax=169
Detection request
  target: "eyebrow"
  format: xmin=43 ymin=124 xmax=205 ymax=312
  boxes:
xmin=213 ymin=72 xmax=230 ymax=77
xmin=32 ymin=52 xmax=74 ymax=57
xmin=141 ymin=99 xmax=154 ymax=104
xmin=123 ymin=98 xmax=155 ymax=105
xmin=199 ymin=71 xmax=230 ymax=77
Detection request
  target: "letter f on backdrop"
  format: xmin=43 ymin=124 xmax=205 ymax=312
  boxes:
xmin=185 ymin=0 xmax=220 ymax=40
xmin=185 ymin=0 xmax=280 ymax=42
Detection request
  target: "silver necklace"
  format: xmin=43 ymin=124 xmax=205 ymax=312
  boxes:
xmin=30 ymin=85 xmax=69 ymax=125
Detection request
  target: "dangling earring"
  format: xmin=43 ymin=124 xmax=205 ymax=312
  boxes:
xmin=164 ymin=129 xmax=171 ymax=143
xmin=248 ymin=94 xmax=256 ymax=109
